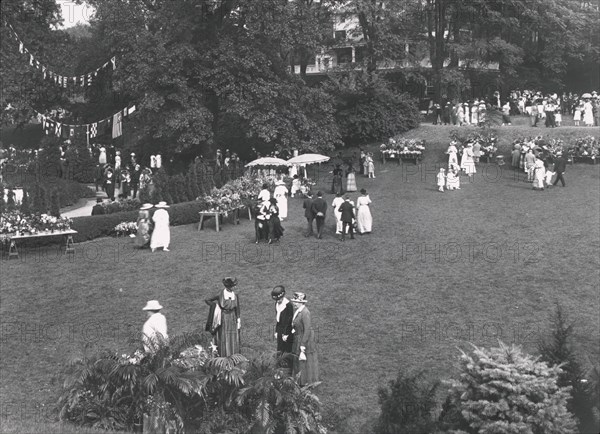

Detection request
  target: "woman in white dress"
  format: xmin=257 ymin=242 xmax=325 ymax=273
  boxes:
xmin=471 ymin=101 xmax=478 ymax=125
xmin=446 ymin=141 xmax=458 ymax=166
xmin=460 ymin=143 xmax=476 ymax=179
xmin=532 ymin=156 xmax=546 ymax=190
xmin=331 ymin=193 xmax=344 ymax=234
xmin=356 ymin=189 xmax=372 ymax=234
xmin=150 ymin=201 xmax=170 ymax=252
xmin=273 ymin=180 xmax=289 ymax=220
xmin=583 ymin=100 xmax=594 ymax=126
xmin=99 ymin=147 xmax=107 ymax=165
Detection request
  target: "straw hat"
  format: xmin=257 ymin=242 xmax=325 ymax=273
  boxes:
xmin=155 ymin=201 xmax=170 ymax=208
xmin=291 ymin=292 xmax=307 ymax=303
xmin=140 ymin=203 xmax=153 ymax=210
xmin=142 ymin=300 xmax=163 ymax=311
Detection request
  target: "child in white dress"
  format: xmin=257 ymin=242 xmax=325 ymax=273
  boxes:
xmin=437 ymin=168 xmax=446 ymax=192
xmin=446 ymin=169 xmax=460 ymax=190
xmin=291 ymin=175 xmax=301 ymax=198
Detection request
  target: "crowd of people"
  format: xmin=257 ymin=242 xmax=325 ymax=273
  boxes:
xmin=142 ymin=280 xmax=319 ymax=387
xmin=511 ymin=140 xmax=568 ymax=189
xmin=426 ymin=89 xmax=600 ymax=128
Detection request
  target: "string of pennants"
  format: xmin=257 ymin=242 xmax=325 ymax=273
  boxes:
xmin=38 ymin=105 xmax=136 ymax=143
xmin=3 ymin=20 xmax=116 ymax=88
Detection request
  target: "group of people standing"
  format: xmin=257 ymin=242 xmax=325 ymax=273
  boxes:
xmin=141 ymin=280 xmax=319 ymax=387
xmin=134 ymin=201 xmax=171 ymax=251
xmin=511 ymin=144 xmax=567 ymax=189
xmin=303 ymin=189 xmax=373 ymax=240
xmin=430 ymin=100 xmax=490 ymax=126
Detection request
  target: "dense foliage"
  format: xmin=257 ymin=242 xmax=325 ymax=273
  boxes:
xmin=538 ymin=304 xmax=600 ymax=434
xmin=324 ymin=72 xmax=420 ymax=145
xmin=58 ymin=332 xmax=326 ymax=433
xmin=440 ymin=341 xmax=577 ymax=434
xmin=374 ymin=370 xmax=439 ymax=434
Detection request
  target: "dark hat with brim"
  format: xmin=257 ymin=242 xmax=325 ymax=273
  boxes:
xmin=271 ymin=285 xmax=285 ymax=300
xmin=223 ymin=277 xmax=238 ymax=289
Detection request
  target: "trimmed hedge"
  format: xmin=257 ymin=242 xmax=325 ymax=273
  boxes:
xmin=71 ymin=200 xmax=208 ymax=242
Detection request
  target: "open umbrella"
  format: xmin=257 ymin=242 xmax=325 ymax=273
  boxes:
xmin=581 ymin=93 xmax=592 ymax=98
xmin=287 ymin=153 xmax=330 ymax=164
xmin=245 ymin=157 xmax=290 ymax=167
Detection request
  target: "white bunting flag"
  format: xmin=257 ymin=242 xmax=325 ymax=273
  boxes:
xmin=128 ymin=105 xmax=136 ymax=115
xmin=111 ymin=56 xmax=116 ymax=70
xmin=29 ymin=54 xmax=34 ymax=66
xmin=80 ymin=75 xmax=85 ymax=86
xmin=19 ymin=42 xmax=24 ymax=53
xmin=55 ymin=122 xmax=62 ymax=137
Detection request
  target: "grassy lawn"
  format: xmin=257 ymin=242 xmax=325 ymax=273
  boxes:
xmin=1 ymin=117 xmax=599 ymax=433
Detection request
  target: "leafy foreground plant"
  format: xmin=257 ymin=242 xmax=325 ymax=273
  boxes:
xmin=373 ymin=370 xmax=439 ymax=434
xmin=58 ymin=333 xmax=326 ymax=433
xmin=440 ymin=341 xmax=577 ymax=434
xmin=537 ymin=303 xmax=600 ymax=434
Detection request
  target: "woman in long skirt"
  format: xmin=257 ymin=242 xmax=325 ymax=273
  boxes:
xmin=331 ymin=193 xmax=344 ymax=234
xmin=150 ymin=202 xmax=170 ymax=252
xmin=205 ymin=278 xmax=241 ymax=357
xmin=346 ymin=165 xmax=357 ymax=192
xmin=356 ymin=188 xmax=373 ymax=234
xmin=135 ymin=204 xmax=153 ymax=248
xmin=290 ymin=292 xmax=318 ymax=386
xmin=460 ymin=143 xmax=476 ymax=179
xmin=273 ymin=180 xmax=288 ymax=220
xmin=583 ymin=100 xmax=594 ymax=126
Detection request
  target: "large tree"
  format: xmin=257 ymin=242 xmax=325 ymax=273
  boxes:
xmin=84 ymin=0 xmax=342 ymax=159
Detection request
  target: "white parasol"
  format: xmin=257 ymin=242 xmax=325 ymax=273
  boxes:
xmin=245 ymin=157 xmax=290 ymax=167
xmin=581 ymin=93 xmax=592 ymax=98
xmin=287 ymin=153 xmax=330 ymax=165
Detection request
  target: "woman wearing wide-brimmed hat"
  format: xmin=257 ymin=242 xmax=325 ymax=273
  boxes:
xmin=142 ymin=300 xmax=168 ymax=353
xmin=205 ymin=278 xmax=241 ymax=356
xmin=290 ymin=292 xmax=319 ymax=386
xmin=135 ymin=203 xmax=153 ymax=248
xmin=356 ymin=188 xmax=373 ymax=234
xmin=150 ymin=201 xmax=170 ymax=252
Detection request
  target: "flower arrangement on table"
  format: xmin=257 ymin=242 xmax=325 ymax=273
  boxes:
xmin=569 ymin=136 xmax=599 ymax=160
xmin=380 ymin=138 xmax=426 ymax=158
xmin=0 ymin=211 xmax=72 ymax=235
xmin=114 ymin=221 xmax=138 ymax=237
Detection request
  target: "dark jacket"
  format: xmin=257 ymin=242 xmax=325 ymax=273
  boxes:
xmin=275 ymin=300 xmax=294 ymax=353
xmin=91 ymin=204 xmax=105 ymax=216
xmin=303 ymin=197 xmax=315 ymax=219
xmin=555 ymin=156 xmax=567 ymax=173
xmin=338 ymin=201 xmax=355 ymax=223
xmin=311 ymin=197 xmax=327 ymax=218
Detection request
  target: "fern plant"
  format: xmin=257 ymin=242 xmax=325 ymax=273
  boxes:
xmin=235 ymin=353 xmax=326 ymax=434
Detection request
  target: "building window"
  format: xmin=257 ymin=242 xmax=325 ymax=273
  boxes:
xmin=336 ymin=47 xmax=353 ymax=64
xmin=335 ymin=30 xmax=347 ymax=41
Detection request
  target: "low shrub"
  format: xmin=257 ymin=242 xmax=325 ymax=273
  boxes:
xmin=71 ymin=200 xmax=207 ymax=242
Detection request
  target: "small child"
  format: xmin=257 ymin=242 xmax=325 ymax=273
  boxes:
xmin=291 ymin=175 xmax=301 ymax=198
xmin=554 ymin=111 xmax=562 ymax=127
xmin=544 ymin=168 xmax=555 ymax=187
xmin=437 ymin=168 xmax=446 ymax=192
xmin=367 ymin=155 xmax=375 ymax=179
xmin=446 ymin=168 xmax=460 ymax=190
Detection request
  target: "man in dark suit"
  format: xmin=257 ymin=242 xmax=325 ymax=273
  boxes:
xmin=302 ymin=191 xmax=315 ymax=237
xmin=552 ymin=153 xmax=567 ymax=187
xmin=91 ymin=198 xmax=105 ymax=216
xmin=338 ymin=196 xmax=355 ymax=241
xmin=311 ymin=191 xmax=327 ymax=239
